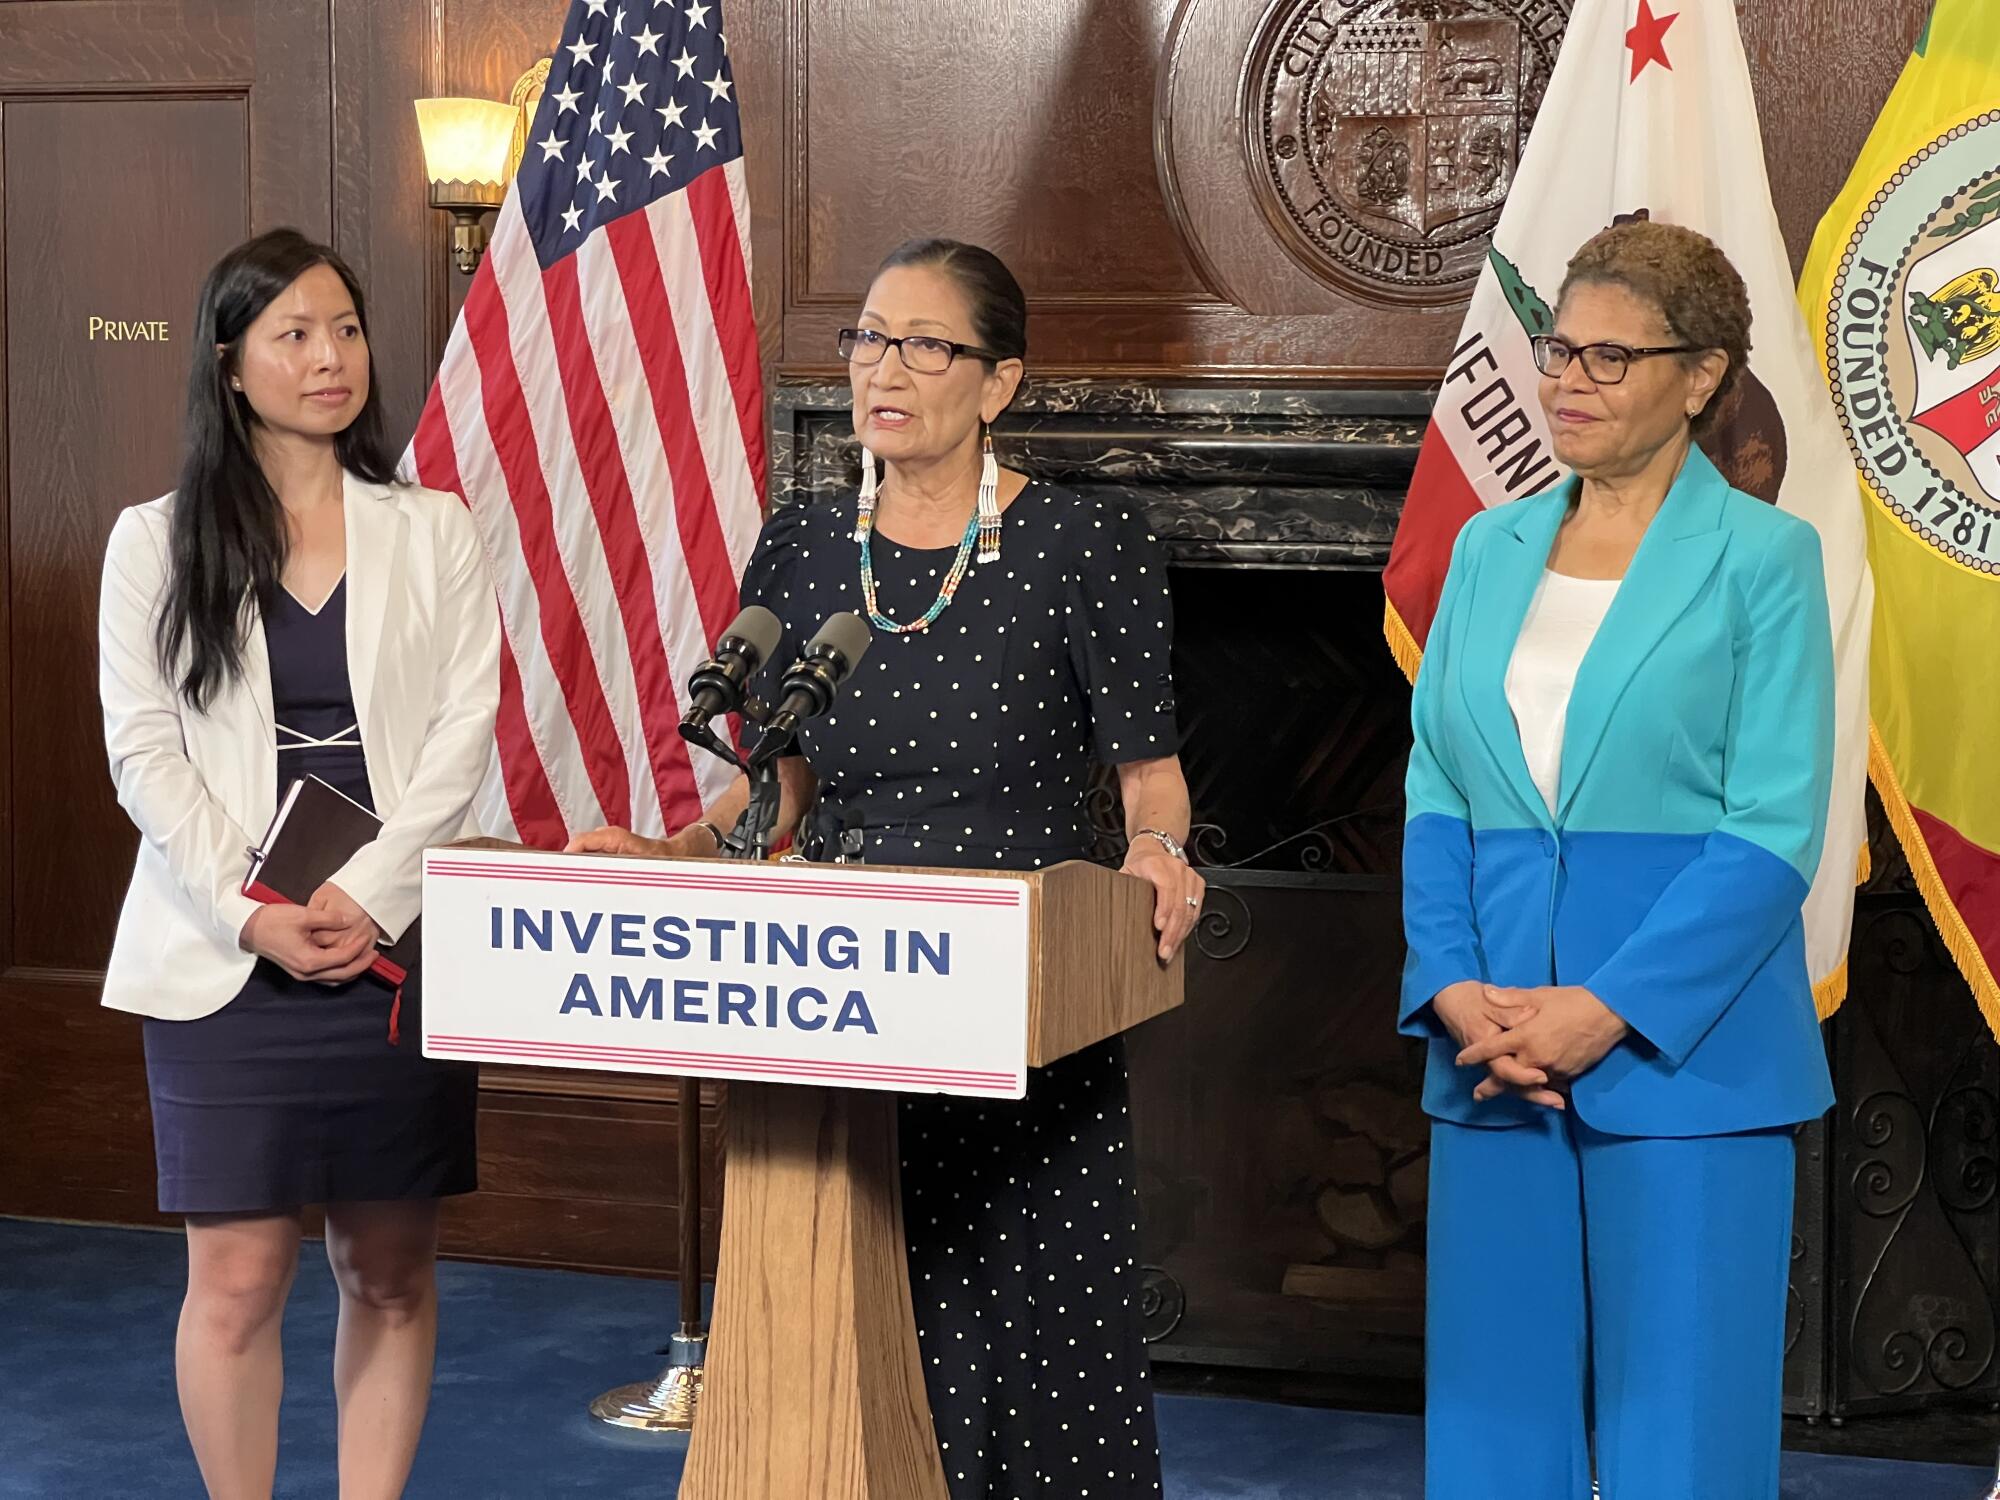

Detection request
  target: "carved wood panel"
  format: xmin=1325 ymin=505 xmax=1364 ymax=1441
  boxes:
xmin=0 ymin=1 xmax=722 ymax=1282
xmin=5 ymin=95 xmax=251 ymax=970
xmin=330 ymin=0 xmax=444 ymax=443
xmin=0 ymin=983 xmax=723 ymax=1279
xmin=793 ymin=0 xmax=1206 ymax=304
xmin=0 ymin=4 xmax=273 ymax=1233
xmin=774 ymin=0 xmax=1930 ymax=378
xmin=0 ymin=0 xmax=1958 ymax=1303
xmin=359 ymin=0 xmax=1940 ymax=393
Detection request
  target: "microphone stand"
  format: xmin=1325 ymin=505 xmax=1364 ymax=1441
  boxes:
xmin=734 ymin=721 xmax=801 ymax=861
xmin=590 ymin=698 xmax=776 ymax=1438
xmin=733 ymin=757 xmax=781 ymax=861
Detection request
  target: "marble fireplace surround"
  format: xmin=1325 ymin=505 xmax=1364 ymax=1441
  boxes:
xmin=767 ymin=375 xmax=1441 ymax=1383
xmin=767 ymin=379 xmax=2000 ymax=1415
xmin=768 ymin=377 xmax=1433 ymax=569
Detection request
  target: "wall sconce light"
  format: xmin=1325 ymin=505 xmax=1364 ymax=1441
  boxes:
xmin=414 ymin=97 xmax=519 ymax=273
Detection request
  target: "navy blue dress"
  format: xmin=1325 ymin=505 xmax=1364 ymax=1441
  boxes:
xmin=141 ymin=579 xmax=478 ymax=1215
xmin=740 ymin=483 xmax=1178 ymax=1499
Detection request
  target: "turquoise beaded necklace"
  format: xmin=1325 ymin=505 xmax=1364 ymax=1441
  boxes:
xmin=858 ymin=509 xmax=982 ymax=635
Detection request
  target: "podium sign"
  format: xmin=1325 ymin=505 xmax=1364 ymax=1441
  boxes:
xmin=415 ymin=841 xmax=1181 ymax=1499
xmin=420 ymin=846 xmax=1032 ymax=1097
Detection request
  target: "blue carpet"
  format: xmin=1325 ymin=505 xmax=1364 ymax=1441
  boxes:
xmin=0 ymin=1217 xmax=1984 ymax=1498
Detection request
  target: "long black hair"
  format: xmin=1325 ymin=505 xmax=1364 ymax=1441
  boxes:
xmin=155 ymin=228 xmax=397 ymax=711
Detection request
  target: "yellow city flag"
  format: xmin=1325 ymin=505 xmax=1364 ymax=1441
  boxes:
xmin=1801 ymin=0 xmax=2000 ymax=1039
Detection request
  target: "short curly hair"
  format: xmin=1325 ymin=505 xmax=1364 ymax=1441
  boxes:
xmin=1558 ymin=219 xmax=1751 ymax=433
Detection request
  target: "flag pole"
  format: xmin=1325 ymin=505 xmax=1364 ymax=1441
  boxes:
xmin=590 ymin=1074 xmax=708 ymax=1433
xmin=589 ymin=664 xmax=785 ymax=1432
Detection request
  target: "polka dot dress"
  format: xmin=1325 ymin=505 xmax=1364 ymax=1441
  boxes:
xmin=740 ymin=482 xmax=1177 ymax=1498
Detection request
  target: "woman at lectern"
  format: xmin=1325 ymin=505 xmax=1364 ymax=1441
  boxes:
xmin=1402 ymin=220 xmax=1835 ymax=1498
xmin=571 ymin=237 xmax=1202 ymax=1497
xmin=96 ymin=229 xmax=500 ymax=1499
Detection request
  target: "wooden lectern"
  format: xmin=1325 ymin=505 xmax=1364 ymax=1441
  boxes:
xmin=419 ymin=849 xmax=1182 ymax=1499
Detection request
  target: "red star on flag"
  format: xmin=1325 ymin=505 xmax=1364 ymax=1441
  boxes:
xmin=1626 ymin=0 xmax=1678 ymax=80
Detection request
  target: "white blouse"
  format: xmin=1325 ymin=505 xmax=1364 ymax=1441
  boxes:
xmin=1504 ymin=570 xmax=1622 ymax=814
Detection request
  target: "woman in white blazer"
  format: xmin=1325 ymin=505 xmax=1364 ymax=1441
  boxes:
xmin=97 ymin=229 xmax=499 ymax=1500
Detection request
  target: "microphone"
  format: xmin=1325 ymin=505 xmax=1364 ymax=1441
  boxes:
xmin=681 ymin=605 xmax=784 ymax=732
xmin=749 ymin=612 xmax=873 ymax=763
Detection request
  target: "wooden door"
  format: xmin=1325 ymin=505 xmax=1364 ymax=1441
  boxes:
xmin=0 ymin=0 xmax=333 ymax=1224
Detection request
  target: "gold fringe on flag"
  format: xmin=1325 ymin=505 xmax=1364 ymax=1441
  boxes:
xmin=1383 ymin=595 xmax=1422 ymax=686
xmin=1865 ymin=720 xmax=2000 ymax=1043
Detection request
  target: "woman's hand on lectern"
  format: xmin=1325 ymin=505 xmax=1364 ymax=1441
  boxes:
xmin=566 ymin=825 xmax=676 ymax=858
xmin=1121 ymin=839 xmax=1206 ymax=963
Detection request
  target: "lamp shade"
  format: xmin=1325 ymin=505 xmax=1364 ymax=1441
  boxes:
xmin=414 ymin=97 xmax=518 ymax=198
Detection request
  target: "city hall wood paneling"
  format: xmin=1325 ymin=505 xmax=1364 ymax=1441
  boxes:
xmin=0 ymin=0 xmax=717 ymax=1278
xmin=0 ymin=2 xmax=298 ymax=1232
xmin=0 ymin=0 xmax=1937 ymax=1301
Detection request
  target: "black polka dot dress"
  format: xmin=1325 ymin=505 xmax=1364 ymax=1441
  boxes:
xmin=739 ymin=482 xmax=1177 ymax=1498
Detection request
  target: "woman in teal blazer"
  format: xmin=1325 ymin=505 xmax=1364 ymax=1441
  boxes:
xmin=1402 ymin=221 xmax=1835 ymax=1499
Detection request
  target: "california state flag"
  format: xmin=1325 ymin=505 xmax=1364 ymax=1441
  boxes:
xmin=1382 ymin=0 xmax=1875 ymax=1013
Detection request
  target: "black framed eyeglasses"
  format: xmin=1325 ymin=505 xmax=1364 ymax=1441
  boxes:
xmin=1530 ymin=335 xmax=1695 ymax=385
xmin=837 ymin=326 xmax=1004 ymax=374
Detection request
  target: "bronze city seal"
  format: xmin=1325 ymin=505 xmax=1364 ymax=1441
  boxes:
xmin=1244 ymin=0 xmax=1570 ymax=305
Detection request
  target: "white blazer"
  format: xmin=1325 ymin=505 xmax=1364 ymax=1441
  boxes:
xmin=98 ymin=471 xmax=502 ymax=1021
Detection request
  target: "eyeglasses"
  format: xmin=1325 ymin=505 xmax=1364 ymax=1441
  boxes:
xmin=837 ymin=327 xmax=1004 ymax=374
xmin=1530 ymin=335 xmax=1696 ymax=385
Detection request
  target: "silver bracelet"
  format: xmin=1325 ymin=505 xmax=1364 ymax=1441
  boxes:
xmin=1134 ymin=827 xmax=1187 ymax=864
xmin=692 ymin=819 xmax=727 ymax=853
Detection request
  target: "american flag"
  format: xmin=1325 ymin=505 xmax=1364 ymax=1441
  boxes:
xmin=405 ymin=0 xmax=765 ymax=849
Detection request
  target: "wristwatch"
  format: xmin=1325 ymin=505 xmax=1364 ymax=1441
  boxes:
xmin=1134 ymin=827 xmax=1188 ymax=864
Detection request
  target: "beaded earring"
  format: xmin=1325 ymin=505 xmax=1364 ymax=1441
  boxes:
xmin=975 ymin=425 xmax=1002 ymax=564
xmin=853 ymin=447 xmax=878 ymax=543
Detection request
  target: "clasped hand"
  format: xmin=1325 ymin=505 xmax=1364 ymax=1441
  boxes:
xmin=1432 ymin=981 xmax=1630 ymax=1109
xmin=240 ymin=881 xmax=383 ymax=983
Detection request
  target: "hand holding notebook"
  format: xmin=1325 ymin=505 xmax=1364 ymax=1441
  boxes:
xmin=242 ymin=775 xmax=415 ymax=987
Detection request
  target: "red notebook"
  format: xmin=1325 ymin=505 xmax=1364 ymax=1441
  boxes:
xmin=243 ymin=775 xmax=412 ymax=987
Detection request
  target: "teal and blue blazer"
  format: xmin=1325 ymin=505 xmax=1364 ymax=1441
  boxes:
xmin=1399 ymin=446 xmax=1837 ymax=1137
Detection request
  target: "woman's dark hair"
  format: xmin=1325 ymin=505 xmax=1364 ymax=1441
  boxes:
xmin=1558 ymin=219 xmax=1752 ymax=435
xmin=156 ymin=228 xmax=396 ymax=711
xmin=874 ymin=238 xmax=1029 ymax=365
